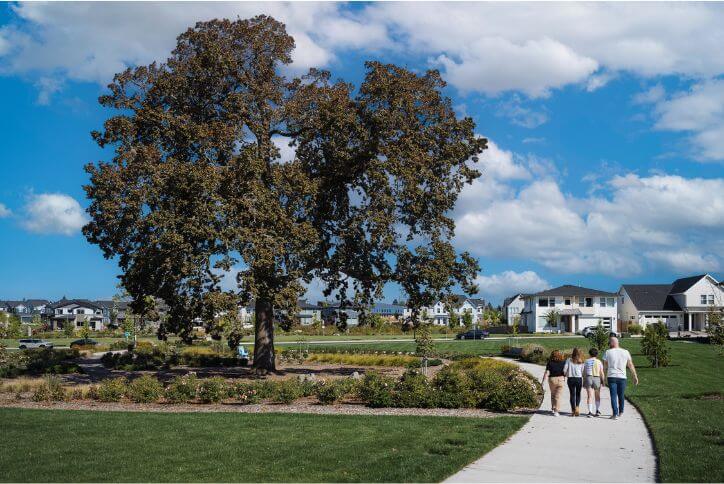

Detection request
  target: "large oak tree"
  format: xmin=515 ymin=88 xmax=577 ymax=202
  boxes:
xmin=84 ymin=16 xmax=486 ymax=372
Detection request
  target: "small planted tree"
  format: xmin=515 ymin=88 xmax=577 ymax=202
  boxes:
xmin=590 ymin=323 xmax=610 ymax=353
xmin=79 ymin=319 xmax=91 ymax=340
xmin=449 ymin=311 xmax=460 ymax=329
xmin=62 ymin=321 xmax=75 ymax=338
xmin=706 ymin=306 xmax=723 ymax=347
xmin=461 ymin=312 xmax=473 ymax=330
xmin=545 ymin=309 xmax=560 ymax=331
xmin=641 ymin=321 xmax=671 ymax=368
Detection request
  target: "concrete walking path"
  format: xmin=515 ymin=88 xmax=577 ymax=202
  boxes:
xmin=446 ymin=359 xmax=656 ymax=483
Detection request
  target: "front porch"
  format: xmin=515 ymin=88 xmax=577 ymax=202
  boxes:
xmin=683 ymin=312 xmax=711 ymax=332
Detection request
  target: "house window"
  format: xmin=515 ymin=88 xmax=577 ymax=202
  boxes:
xmin=599 ymin=297 xmax=606 ymax=307
xmin=564 ymin=298 xmax=571 ymax=306
xmin=585 ymin=297 xmax=593 ymax=307
xmin=708 ymin=295 xmax=715 ymax=305
xmin=608 ymin=298 xmax=615 ymax=307
xmin=701 ymin=295 xmax=707 ymax=305
xmin=538 ymin=298 xmax=549 ymax=307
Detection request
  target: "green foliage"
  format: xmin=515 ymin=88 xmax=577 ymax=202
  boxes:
xmin=641 ymin=322 xmax=671 ymax=368
xmin=707 ymin=308 xmax=723 ymax=346
xmin=231 ymin=382 xmax=262 ymax=405
xmin=461 ymin=312 xmax=473 ymax=329
xmin=358 ymin=372 xmax=397 ymax=408
xmin=394 ymin=369 xmax=436 ymax=408
xmin=271 ymin=379 xmax=303 ymax=404
xmin=31 ymin=376 xmax=67 ymax=402
xmin=449 ymin=311 xmax=460 ymax=328
xmin=97 ymin=378 xmax=128 ymax=402
xmin=165 ymin=374 xmax=199 ymax=403
xmin=197 ymin=377 xmax=228 ymax=403
xmin=3 ymin=314 xmax=23 ymax=339
xmin=314 ymin=379 xmax=351 ymax=405
xmin=431 ymin=366 xmax=473 ymax=408
xmin=83 ymin=16 xmax=485 ymax=372
xmin=590 ymin=323 xmax=610 ymax=353
xmin=62 ymin=322 xmax=75 ymax=338
xmin=519 ymin=344 xmax=550 ymax=364
xmin=628 ymin=323 xmax=643 ymax=335
xmin=79 ymin=320 xmax=91 ymax=340
xmin=545 ymin=309 xmax=560 ymax=328
xmin=415 ymin=324 xmax=435 ymax=358
xmin=127 ymin=375 xmax=163 ymax=403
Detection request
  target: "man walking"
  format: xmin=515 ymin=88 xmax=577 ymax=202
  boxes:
xmin=603 ymin=336 xmax=638 ymax=420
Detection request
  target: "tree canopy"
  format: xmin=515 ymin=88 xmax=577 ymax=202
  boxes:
xmin=84 ymin=16 xmax=486 ymax=371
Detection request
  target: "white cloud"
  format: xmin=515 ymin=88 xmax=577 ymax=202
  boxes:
xmin=22 ymin=193 xmax=87 ymax=235
xmin=0 ymin=2 xmax=388 ymax=92
xmin=497 ymin=96 xmax=549 ymax=128
xmin=653 ymin=80 xmax=724 ymax=162
xmin=366 ymin=3 xmax=724 ymax=96
xmin=34 ymin=76 xmax=62 ymax=105
xmin=0 ymin=203 xmax=11 ymax=218
xmin=455 ymin=142 xmax=724 ymax=277
xmin=272 ymin=135 xmax=296 ymax=164
xmin=645 ymin=250 xmax=721 ymax=273
xmin=586 ymin=71 xmax=617 ymax=92
xmin=475 ymin=270 xmax=550 ymax=300
xmin=632 ymin=84 xmax=665 ymax=105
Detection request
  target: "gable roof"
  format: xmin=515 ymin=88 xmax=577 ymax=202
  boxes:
xmin=502 ymin=294 xmax=524 ymax=307
xmin=49 ymin=299 xmax=103 ymax=311
xmin=622 ymin=284 xmax=682 ymax=312
xmin=669 ymin=274 xmax=708 ymax=294
xmin=532 ymin=285 xmax=616 ymax=297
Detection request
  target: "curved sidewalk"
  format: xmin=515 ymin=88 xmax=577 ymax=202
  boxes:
xmin=446 ymin=360 xmax=656 ymax=483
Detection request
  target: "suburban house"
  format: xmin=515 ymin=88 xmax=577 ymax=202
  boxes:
xmin=321 ymin=305 xmax=359 ymax=327
xmin=403 ymin=295 xmax=486 ymax=326
xmin=502 ymin=294 xmax=526 ymax=325
xmin=369 ymin=302 xmax=406 ymax=321
xmin=0 ymin=299 xmax=51 ymax=323
xmin=618 ymin=274 xmax=723 ymax=332
xmin=49 ymin=299 xmax=106 ymax=330
xmin=520 ymin=285 xmax=618 ymax=333
xmin=297 ymin=299 xmax=323 ymax=325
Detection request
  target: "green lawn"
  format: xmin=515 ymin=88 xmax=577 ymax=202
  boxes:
xmin=309 ymin=336 xmax=724 ymax=482
xmin=0 ymin=408 xmax=526 ymax=482
xmin=623 ymin=340 xmax=724 ymax=483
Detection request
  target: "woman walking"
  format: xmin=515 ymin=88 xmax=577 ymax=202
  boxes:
xmin=542 ymin=350 xmax=566 ymax=417
xmin=583 ymin=347 xmax=606 ymax=417
xmin=564 ymin=348 xmax=584 ymax=416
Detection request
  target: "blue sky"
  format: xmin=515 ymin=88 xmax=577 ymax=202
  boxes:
xmin=0 ymin=2 xmax=723 ymax=304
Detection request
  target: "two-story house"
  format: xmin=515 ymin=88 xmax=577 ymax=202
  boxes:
xmin=502 ymin=294 xmax=526 ymax=325
xmin=370 ymin=302 xmax=406 ymax=321
xmin=520 ymin=285 xmax=617 ymax=333
xmin=49 ymin=299 xmax=106 ymax=331
xmin=403 ymin=295 xmax=486 ymax=326
xmin=618 ymin=274 xmax=723 ymax=332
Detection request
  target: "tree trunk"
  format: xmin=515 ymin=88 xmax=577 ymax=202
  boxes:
xmin=253 ymin=297 xmax=275 ymax=373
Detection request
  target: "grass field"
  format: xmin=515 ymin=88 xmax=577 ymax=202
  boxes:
xmin=304 ymin=336 xmax=724 ymax=483
xmin=0 ymin=408 xmax=526 ymax=482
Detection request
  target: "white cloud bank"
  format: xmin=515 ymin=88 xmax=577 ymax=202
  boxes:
xmin=22 ymin=193 xmax=87 ymax=236
xmin=475 ymin=270 xmax=550 ymax=301
xmin=0 ymin=203 xmax=11 ymax=218
xmin=456 ymin=143 xmax=724 ymax=276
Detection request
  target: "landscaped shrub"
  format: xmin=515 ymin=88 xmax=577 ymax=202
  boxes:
xmin=24 ymin=349 xmax=82 ymax=375
xmin=109 ymin=340 xmax=132 ymax=351
xmin=231 ymin=382 xmax=262 ymax=405
xmin=394 ymin=369 xmax=436 ymax=408
xmin=314 ymin=379 xmax=349 ymax=405
xmin=358 ymin=372 xmax=396 ymax=408
xmin=641 ymin=322 xmax=671 ymax=368
xmin=197 ymin=377 xmax=228 ymax=403
xmin=97 ymin=377 xmax=127 ymax=402
xmin=431 ymin=366 xmax=473 ymax=408
xmin=165 ymin=374 xmax=199 ymax=403
xmin=519 ymin=344 xmax=550 ymax=365
xmin=306 ymin=352 xmax=420 ymax=367
xmin=127 ymin=375 xmax=163 ymax=403
xmin=271 ymin=379 xmax=303 ymax=404
xmin=406 ymin=358 xmax=443 ymax=369
xmin=456 ymin=359 xmax=542 ymax=411
xmin=31 ymin=376 xmax=67 ymax=402
xmin=627 ymin=323 xmax=643 ymax=335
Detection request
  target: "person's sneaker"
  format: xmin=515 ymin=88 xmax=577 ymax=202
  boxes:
xmin=610 ymin=415 xmax=618 ymax=420
xmin=553 ymin=411 xmax=560 ymax=417
xmin=595 ymin=410 xmax=601 ymax=416
xmin=587 ymin=413 xmax=593 ymax=418
xmin=574 ymin=407 xmax=580 ymax=416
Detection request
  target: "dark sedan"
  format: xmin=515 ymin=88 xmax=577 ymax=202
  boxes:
xmin=69 ymin=338 xmax=99 ymax=348
xmin=455 ymin=329 xmax=489 ymax=340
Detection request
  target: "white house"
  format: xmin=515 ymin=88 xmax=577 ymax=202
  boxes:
xmin=502 ymin=294 xmax=525 ymax=326
xmin=520 ymin=285 xmax=617 ymax=333
xmin=49 ymin=299 xmax=106 ymax=331
xmin=403 ymin=295 xmax=486 ymax=326
xmin=619 ymin=274 xmax=723 ymax=332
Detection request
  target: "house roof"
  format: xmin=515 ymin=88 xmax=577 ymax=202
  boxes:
xmin=669 ymin=274 xmax=708 ymax=294
xmin=49 ymin=298 xmax=104 ymax=311
xmin=531 ymin=285 xmax=616 ymax=297
xmin=502 ymin=294 xmax=523 ymax=307
xmin=622 ymin=284 xmax=683 ymax=312
xmin=26 ymin=299 xmax=50 ymax=306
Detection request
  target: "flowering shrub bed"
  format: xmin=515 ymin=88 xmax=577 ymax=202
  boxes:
xmin=1 ymin=347 xmax=82 ymax=378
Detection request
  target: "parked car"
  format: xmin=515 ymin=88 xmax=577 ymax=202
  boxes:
xmin=17 ymin=338 xmax=54 ymax=349
xmin=581 ymin=327 xmax=619 ymax=338
xmin=455 ymin=329 xmax=489 ymax=340
xmin=69 ymin=338 xmax=99 ymax=348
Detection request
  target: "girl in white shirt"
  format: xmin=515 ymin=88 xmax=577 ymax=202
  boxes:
xmin=563 ymin=348 xmax=584 ymax=416
xmin=583 ymin=347 xmax=606 ymax=417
